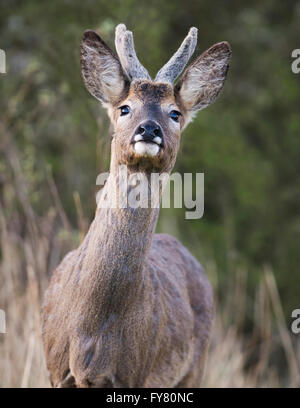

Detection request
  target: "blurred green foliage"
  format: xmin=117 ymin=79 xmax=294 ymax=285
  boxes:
xmin=1 ymin=0 xmax=300 ymax=314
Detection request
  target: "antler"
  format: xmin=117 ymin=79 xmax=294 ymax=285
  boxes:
xmin=155 ymin=27 xmax=198 ymax=83
xmin=115 ymin=24 xmax=151 ymax=81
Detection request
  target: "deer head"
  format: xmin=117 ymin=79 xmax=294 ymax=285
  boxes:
xmin=81 ymin=24 xmax=231 ymax=173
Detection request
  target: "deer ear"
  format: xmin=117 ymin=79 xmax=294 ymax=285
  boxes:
xmin=81 ymin=30 xmax=129 ymax=105
xmin=175 ymin=41 xmax=231 ymax=117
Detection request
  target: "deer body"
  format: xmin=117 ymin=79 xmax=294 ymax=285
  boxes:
xmin=42 ymin=24 xmax=231 ymax=387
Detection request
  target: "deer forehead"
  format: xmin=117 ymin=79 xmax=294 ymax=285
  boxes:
xmin=123 ymin=81 xmax=180 ymax=118
xmin=130 ymin=80 xmax=174 ymax=102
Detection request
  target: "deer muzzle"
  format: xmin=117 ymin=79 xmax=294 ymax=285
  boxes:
xmin=131 ymin=120 xmax=164 ymax=157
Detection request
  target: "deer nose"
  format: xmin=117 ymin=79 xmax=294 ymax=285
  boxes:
xmin=133 ymin=121 xmax=163 ymax=145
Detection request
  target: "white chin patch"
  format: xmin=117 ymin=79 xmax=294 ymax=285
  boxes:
xmin=134 ymin=141 xmax=160 ymax=157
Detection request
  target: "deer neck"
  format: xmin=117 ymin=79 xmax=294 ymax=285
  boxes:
xmin=78 ymin=158 xmax=162 ymax=315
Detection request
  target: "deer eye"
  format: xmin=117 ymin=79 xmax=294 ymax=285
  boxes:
xmin=170 ymin=110 xmax=181 ymax=122
xmin=119 ymin=105 xmax=130 ymax=116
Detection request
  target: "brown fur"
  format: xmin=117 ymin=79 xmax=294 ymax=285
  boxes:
xmin=42 ymin=25 xmax=231 ymax=388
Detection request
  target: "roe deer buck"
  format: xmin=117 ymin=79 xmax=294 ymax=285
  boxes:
xmin=42 ymin=24 xmax=231 ymax=388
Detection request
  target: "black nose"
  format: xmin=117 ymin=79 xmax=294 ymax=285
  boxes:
xmin=135 ymin=121 xmax=163 ymax=142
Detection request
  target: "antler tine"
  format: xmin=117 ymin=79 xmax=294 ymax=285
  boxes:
xmin=115 ymin=23 xmax=151 ymax=81
xmin=155 ymin=27 xmax=198 ymax=83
